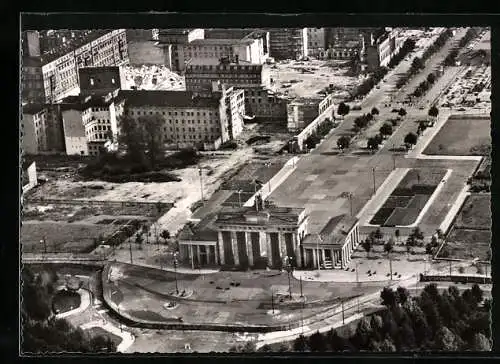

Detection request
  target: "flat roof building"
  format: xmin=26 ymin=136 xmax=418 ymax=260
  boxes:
xmin=22 ymin=29 xmax=129 ymax=104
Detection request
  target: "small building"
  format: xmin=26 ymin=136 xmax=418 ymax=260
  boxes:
xmin=286 ymin=94 xmax=335 ymax=132
xmin=22 ymin=161 xmax=38 ymax=194
xmin=301 ymin=214 xmax=360 ymax=269
xmin=214 ymin=194 xmax=308 ymax=269
xmin=177 ymin=214 xmax=219 ymax=267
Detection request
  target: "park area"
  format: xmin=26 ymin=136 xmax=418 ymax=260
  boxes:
xmin=52 ymin=289 xmax=81 ymax=314
xmin=438 ymin=193 xmax=491 ymax=261
xmin=84 ymin=327 xmax=123 ymax=348
xmin=103 ymin=262 xmax=387 ymax=329
xmin=423 ymin=116 xmax=491 ymax=156
xmin=370 ymin=169 xmax=447 ymax=227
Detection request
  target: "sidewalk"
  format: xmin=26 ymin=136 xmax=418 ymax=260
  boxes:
xmin=80 ymin=320 xmax=135 ymax=353
xmin=55 ymin=288 xmax=91 ymax=319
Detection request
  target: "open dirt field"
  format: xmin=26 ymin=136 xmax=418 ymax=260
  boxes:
xmin=424 ymin=117 xmax=491 ymax=156
xmin=268 ymin=59 xmax=359 ymax=99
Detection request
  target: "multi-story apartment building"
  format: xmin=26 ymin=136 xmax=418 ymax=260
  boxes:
xmin=21 ymin=104 xmax=48 ymax=155
xmin=185 ymin=63 xmax=271 ymax=92
xmin=268 ymin=28 xmax=308 ymax=60
xmin=60 ymin=90 xmax=125 ymax=156
xmin=158 ymin=29 xmax=268 ymax=72
xmin=286 ymin=93 xmax=336 ymax=131
xmin=21 ymin=103 xmax=66 ymax=154
xmin=121 ymin=85 xmax=245 ymax=150
xmin=22 ymin=29 xmax=129 ymax=104
xmin=362 ymin=28 xmax=406 ymax=71
xmin=185 ymin=62 xmax=285 ymax=122
xmin=307 ymin=28 xmax=326 ymax=58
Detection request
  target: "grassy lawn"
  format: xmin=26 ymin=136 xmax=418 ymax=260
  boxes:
xmin=454 ymin=194 xmax=491 ymax=230
xmin=370 ymin=169 xmax=446 ymax=226
xmin=52 ymin=289 xmax=81 ymax=314
xmin=439 ymin=228 xmax=491 ymax=261
xmin=424 ymin=117 xmax=491 ymax=156
xmin=21 ymin=222 xmax=115 ymax=254
xmin=85 ymin=327 xmax=123 ymax=347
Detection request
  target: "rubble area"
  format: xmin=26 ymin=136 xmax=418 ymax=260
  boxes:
xmin=121 ymin=65 xmax=186 ymax=91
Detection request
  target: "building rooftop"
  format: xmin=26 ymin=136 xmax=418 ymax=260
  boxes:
xmin=119 ymin=90 xmax=221 ymax=108
xmin=215 ymin=205 xmax=305 ymax=227
xmin=22 ymin=103 xmax=46 ymax=115
xmin=22 ymin=30 xmax=115 ymax=66
xmin=178 ymin=213 xmax=219 ymax=242
xmin=303 ymin=214 xmax=358 ymax=247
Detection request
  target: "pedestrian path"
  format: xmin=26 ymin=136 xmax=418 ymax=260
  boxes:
xmin=55 ymin=288 xmax=91 ymax=319
xmin=80 ymin=320 xmax=135 ymax=353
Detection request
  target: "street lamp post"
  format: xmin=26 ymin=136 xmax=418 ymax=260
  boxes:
xmin=316 ymin=234 xmax=322 ymax=273
xmin=285 ymin=256 xmax=293 ymax=299
xmin=237 ymin=190 xmax=242 ymax=207
xmin=173 ymin=252 xmax=179 ymax=295
xmin=271 ymin=288 xmax=275 ymax=314
xmin=299 ymin=276 xmax=303 ymax=298
xmin=372 ymin=167 xmax=376 ymax=195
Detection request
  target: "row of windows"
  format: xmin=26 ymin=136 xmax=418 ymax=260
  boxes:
xmin=87 ymin=125 xmax=111 ymax=133
xmin=162 ymin=126 xmax=220 ymax=133
xmin=92 ymin=107 xmax=108 ymax=112
xmin=129 ymin=110 xmax=215 ymax=117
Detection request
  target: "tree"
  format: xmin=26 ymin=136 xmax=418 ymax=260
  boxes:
xmin=373 ymin=228 xmax=383 ymax=241
xmin=381 ymin=287 xmax=397 ymax=307
xmin=308 ymin=330 xmax=327 ymax=351
xmin=160 ymin=230 xmax=171 ymax=242
xmin=412 ymin=227 xmax=424 ymax=240
xmin=380 ymin=337 xmax=397 ymax=352
xmin=427 ymin=73 xmax=436 ymax=84
xmin=425 ymin=242 xmax=434 ymax=255
xmin=418 ymin=120 xmax=428 ymax=134
xmin=428 ymin=105 xmax=439 ymax=122
xmin=404 ymin=132 xmax=418 ymax=149
xmin=379 ymin=123 xmax=393 ymax=137
xmin=371 ymin=107 xmax=379 ymax=117
xmin=354 ymin=116 xmax=368 ymax=130
xmin=434 ymin=326 xmax=459 ymax=351
xmin=367 ymin=137 xmax=380 ymax=152
xmin=471 ymin=284 xmax=484 ymax=304
xmin=411 ymin=57 xmax=425 ymax=72
xmin=118 ymin=114 xmax=148 ymax=166
xmin=258 ymin=344 xmax=273 ymax=352
xmin=384 ymin=238 xmax=394 ymax=254
xmin=471 ymin=333 xmax=491 ymax=351
xmin=140 ymin=114 xmax=165 ymax=170
xmin=395 ymin=229 xmax=400 ymax=243
xmin=337 ymin=102 xmax=350 ymax=119
xmin=293 ymin=334 xmax=309 ymax=352
xmin=396 ymin=286 xmax=410 ymax=305
xmin=398 ymin=108 xmax=407 ymax=118
xmin=337 ymin=136 xmax=351 ymax=151
xmin=135 ymin=233 xmax=144 ymax=246
xmin=362 ymin=238 xmax=373 ymax=258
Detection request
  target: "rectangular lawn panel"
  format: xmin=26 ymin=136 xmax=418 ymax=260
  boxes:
xmin=85 ymin=327 xmax=123 ymax=348
xmin=384 ymin=207 xmax=421 ymax=226
xmin=440 ymin=228 xmax=491 ymax=261
xmin=370 ymin=207 xmax=395 ymax=225
xmin=406 ymin=194 xmax=431 ymax=210
xmin=454 ymin=194 xmax=491 ymax=230
xmin=382 ymin=196 xmax=413 ymax=209
xmin=424 ymin=117 xmax=491 ymax=156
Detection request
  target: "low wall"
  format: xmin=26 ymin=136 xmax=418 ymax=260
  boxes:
xmin=244 ymin=156 xmax=299 ymax=206
xmin=295 ymin=103 xmax=336 ymax=151
xmin=420 ymin=273 xmax=491 ymax=284
xmin=25 ymin=198 xmax=174 ymax=210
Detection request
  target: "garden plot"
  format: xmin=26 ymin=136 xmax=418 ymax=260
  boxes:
xmin=437 ymin=193 xmax=491 ymax=261
xmin=423 ymin=117 xmax=491 ymax=156
xmin=369 ymin=169 xmax=447 ymax=226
